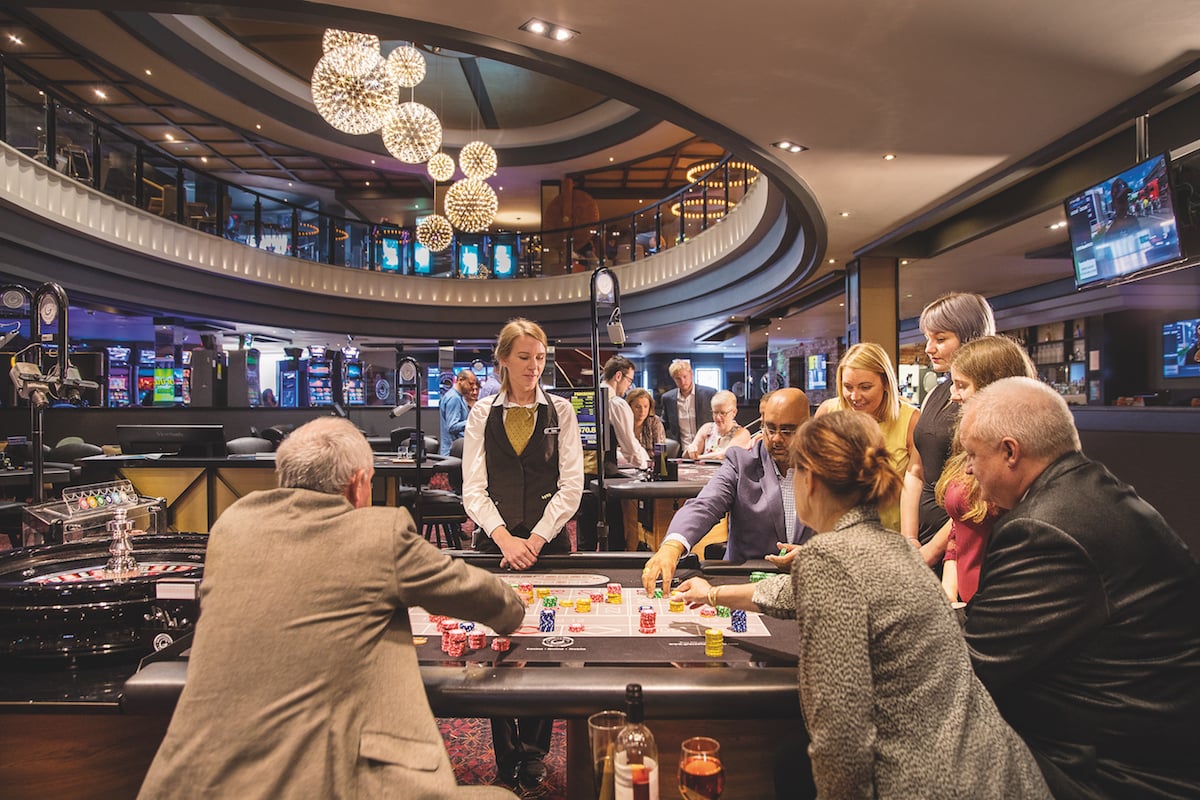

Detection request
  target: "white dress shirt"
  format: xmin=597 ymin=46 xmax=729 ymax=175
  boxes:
xmin=677 ymin=389 xmax=697 ymax=444
xmin=461 ymin=388 xmax=584 ymax=544
xmin=605 ymin=382 xmax=650 ymax=469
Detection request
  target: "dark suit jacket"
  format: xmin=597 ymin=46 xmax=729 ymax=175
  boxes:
xmin=660 ymin=384 xmax=717 ymax=443
xmin=139 ymin=489 xmax=524 ymax=800
xmin=965 ymin=452 xmax=1200 ymax=799
xmin=667 ymin=440 xmax=813 ymax=562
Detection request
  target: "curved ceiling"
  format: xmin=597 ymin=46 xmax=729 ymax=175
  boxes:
xmin=0 ymin=1 xmax=1198 ymax=354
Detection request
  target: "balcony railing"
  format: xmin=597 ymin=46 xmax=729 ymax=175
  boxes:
xmin=0 ymin=57 xmax=758 ymax=280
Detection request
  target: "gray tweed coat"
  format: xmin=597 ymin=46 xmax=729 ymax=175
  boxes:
xmin=753 ymin=505 xmax=1049 ymax=799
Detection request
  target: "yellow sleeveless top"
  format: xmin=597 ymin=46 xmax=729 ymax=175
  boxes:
xmin=877 ymin=401 xmax=918 ymax=532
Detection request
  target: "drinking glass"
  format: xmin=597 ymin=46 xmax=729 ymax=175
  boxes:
xmin=678 ymin=736 xmax=724 ymax=800
xmin=587 ymin=710 xmax=626 ymax=799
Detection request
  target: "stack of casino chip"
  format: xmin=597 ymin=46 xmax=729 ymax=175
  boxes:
xmin=668 ymin=595 xmax=685 ymax=613
xmin=730 ymin=609 xmax=748 ymax=633
xmin=652 ymin=588 xmax=663 ymax=599
xmin=439 ymin=619 xmax=460 ymax=653
xmin=539 ymin=608 xmax=556 ymax=632
xmin=705 ymin=627 xmax=724 ymax=657
xmin=699 ymin=606 xmax=717 ymax=618
xmin=638 ymin=605 xmax=657 ymax=634
xmin=458 ymin=622 xmax=475 ymax=633
xmin=447 ymin=631 xmax=468 ymax=657
xmin=467 ymin=632 xmax=486 ymax=650
xmin=536 ymin=587 xmax=551 ymax=599
xmin=589 ymin=590 xmax=606 ymax=605
xmin=749 ymin=571 xmax=769 ymax=583
xmin=606 ymin=582 xmax=623 ymax=604
xmin=542 ymin=595 xmax=558 ymax=608
xmin=574 ymin=597 xmax=592 ymax=613
xmin=568 ymin=623 xmax=585 ymax=633
xmin=716 ymin=606 xmax=732 ymax=617
xmin=491 ymin=637 xmax=510 ymax=652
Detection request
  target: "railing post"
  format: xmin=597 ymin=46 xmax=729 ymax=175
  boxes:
xmin=0 ymin=64 xmax=7 ymax=143
xmin=91 ymin=125 xmax=101 ymax=190
xmin=134 ymin=143 xmax=144 ymax=208
xmin=290 ymin=207 xmax=300 ymax=257
xmin=44 ymin=95 xmax=55 ymax=170
xmin=253 ymin=196 xmax=263 ymax=248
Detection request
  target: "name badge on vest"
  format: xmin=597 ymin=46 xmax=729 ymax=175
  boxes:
xmin=543 ymin=426 xmax=560 ymax=435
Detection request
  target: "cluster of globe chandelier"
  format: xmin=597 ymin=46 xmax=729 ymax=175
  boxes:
xmin=311 ymin=30 xmax=500 ymax=251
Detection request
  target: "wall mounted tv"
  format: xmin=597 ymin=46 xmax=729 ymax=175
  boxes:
xmin=117 ymin=424 xmax=227 ymax=457
xmin=1065 ymin=153 xmax=1185 ymax=289
xmin=807 ymin=354 xmax=828 ymax=391
xmin=1162 ymin=317 xmax=1200 ymax=379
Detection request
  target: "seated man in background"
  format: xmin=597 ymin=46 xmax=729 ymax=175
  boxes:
xmin=683 ymin=389 xmax=752 ymax=459
xmin=959 ymin=377 xmax=1200 ymax=799
xmin=139 ymin=418 xmax=523 ymax=800
xmin=642 ymin=387 xmax=815 ymax=593
xmin=440 ymin=369 xmax=479 ymax=455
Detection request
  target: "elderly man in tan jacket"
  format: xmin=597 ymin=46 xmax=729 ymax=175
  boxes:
xmin=139 ymin=417 xmax=523 ymax=799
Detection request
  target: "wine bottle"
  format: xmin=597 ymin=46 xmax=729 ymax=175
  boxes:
xmin=614 ymin=683 xmax=659 ymax=800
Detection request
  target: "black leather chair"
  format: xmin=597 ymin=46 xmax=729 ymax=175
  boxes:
xmin=389 ymin=427 xmax=437 ymax=457
xmin=664 ymin=438 xmax=681 ymax=459
xmin=44 ymin=441 xmax=104 ymax=484
xmin=226 ymin=436 xmax=274 ymax=455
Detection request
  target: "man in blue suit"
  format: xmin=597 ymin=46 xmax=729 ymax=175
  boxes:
xmin=659 ymin=360 xmax=717 ymax=447
xmin=438 ymin=370 xmax=478 ymax=455
xmin=641 ymin=387 xmax=813 ymax=593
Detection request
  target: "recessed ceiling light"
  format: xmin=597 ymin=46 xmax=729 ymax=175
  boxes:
xmin=370 ymin=159 xmax=376 ymax=165
xmin=365 ymin=181 xmax=370 ymax=187
xmin=882 ymin=153 xmax=896 ymax=161
xmin=839 ymin=211 xmax=850 ymax=217
xmin=164 ymin=133 xmax=175 ymax=142
xmin=900 ymin=259 xmax=909 ymax=265
xmin=144 ymin=69 xmax=152 ymax=76
xmin=1047 ymin=221 xmax=1067 ymax=230
xmin=773 ymin=140 xmax=809 ymax=153
xmin=201 ymin=156 xmax=208 ymax=163
xmin=255 ymin=124 xmax=262 ymax=130
xmin=7 ymin=34 xmax=23 ymax=46
xmin=94 ymin=89 xmax=107 ymax=99
xmin=608 ymin=157 xmax=614 ymax=162
xmin=520 ymin=18 xmax=578 ymax=42
xmin=288 ymin=182 xmax=293 ymax=187
xmin=839 ymin=302 xmax=845 ymax=307
xmin=828 ymin=258 xmax=836 ymax=264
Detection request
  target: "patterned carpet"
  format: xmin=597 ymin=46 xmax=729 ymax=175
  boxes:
xmin=439 ymin=717 xmax=569 ymax=799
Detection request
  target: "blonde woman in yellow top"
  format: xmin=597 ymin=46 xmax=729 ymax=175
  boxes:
xmin=815 ymin=342 xmax=919 ymax=531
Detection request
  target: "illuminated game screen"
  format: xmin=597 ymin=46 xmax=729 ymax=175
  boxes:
xmin=493 ymin=242 xmax=516 ymax=278
xmin=1163 ymin=317 xmax=1200 ymax=379
xmin=1066 ymin=153 xmax=1184 ymax=288
xmin=548 ymin=388 xmax=597 ymax=450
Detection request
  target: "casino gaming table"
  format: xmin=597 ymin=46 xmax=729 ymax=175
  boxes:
xmin=1 ymin=550 xmax=804 ymax=800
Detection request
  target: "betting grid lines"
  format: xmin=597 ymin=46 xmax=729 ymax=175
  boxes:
xmin=409 ymin=584 xmax=770 ymax=639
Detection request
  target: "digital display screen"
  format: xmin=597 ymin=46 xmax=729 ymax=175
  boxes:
xmin=548 ymin=388 xmax=597 ymax=451
xmin=807 ymin=354 xmax=828 ymax=391
xmin=458 ymin=243 xmax=481 ymax=277
xmin=493 ymin=242 xmax=516 ymax=278
xmin=1066 ymin=153 xmax=1184 ymax=288
xmin=414 ymin=242 xmax=431 ymax=274
xmin=153 ymin=367 xmax=175 ymax=405
xmin=1163 ymin=318 xmax=1200 ymax=379
xmin=380 ymin=238 xmax=401 ymax=272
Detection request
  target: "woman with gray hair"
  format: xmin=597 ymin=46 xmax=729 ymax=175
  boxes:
xmin=900 ymin=292 xmax=995 ymax=567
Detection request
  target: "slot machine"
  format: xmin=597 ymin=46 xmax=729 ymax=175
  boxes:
xmin=176 ymin=349 xmax=192 ymax=406
xmin=278 ymin=347 xmax=307 ymax=408
xmin=136 ymin=348 xmax=156 ymax=406
xmin=306 ymin=346 xmax=334 ymax=407
xmin=226 ymin=348 xmax=261 ymax=408
xmin=105 ymin=345 xmax=132 ymax=407
xmin=340 ymin=347 xmax=366 ymax=406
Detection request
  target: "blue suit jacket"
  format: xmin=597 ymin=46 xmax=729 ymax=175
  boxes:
xmin=660 ymin=384 xmax=717 ymax=444
xmin=438 ymin=388 xmax=469 ymax=455
xmin=667 ymin=440 xmax=813 ymax=562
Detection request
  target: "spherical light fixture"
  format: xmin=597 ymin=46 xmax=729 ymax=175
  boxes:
xmin=427 ymin=152 xmax=455 ymax=182
xmin=311 ymin=47 xmax=397 ymax=135
xmin=458 ymin=140 xmax=497 ymax=179
xmin=444 ymin=177 xmax=498 ymax=233
xmin=416 ymin=214 xmax=454 ymax=252
xmin=322 ymin=29 xmax=380 ymax=55
xmin=381 ymin=101 xmax=442 ymax=163
xmin=386 ymin=45 xmax=426 ymax=88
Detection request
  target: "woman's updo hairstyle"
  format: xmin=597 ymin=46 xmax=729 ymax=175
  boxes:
xmin=791 ymin=410 xmax=902 ymax=509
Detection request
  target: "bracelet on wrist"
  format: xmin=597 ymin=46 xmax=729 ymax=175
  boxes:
xmin=707 ymin=585 xmax=721 ymax=608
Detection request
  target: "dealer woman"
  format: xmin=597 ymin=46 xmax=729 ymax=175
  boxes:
xmin=462 ymin=317 xmax=583 ymax=791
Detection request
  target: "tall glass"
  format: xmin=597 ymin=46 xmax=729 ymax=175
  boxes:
xmin=678 ymin=736 xmax=724 ymax=800
xmin=587 ymin=710 xmax=626 ymax=799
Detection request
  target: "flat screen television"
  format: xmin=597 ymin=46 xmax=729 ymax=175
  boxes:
xmin=1162 ymin=317 xmax=1200 ymax=379
xmin=807 ymin=354 xmax=828 ymax=391
xmin=117 ymin=424 xmax=227 ymax=457
xmin=1065 ymin=153 xmax=1185 ymax=289
xmin=547 ymin=388 xmax=597 ymax=451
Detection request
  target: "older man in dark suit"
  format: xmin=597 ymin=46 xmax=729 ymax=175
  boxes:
xmin=139 ymin=417 xmax=523 ymax=800
xmin=959 ymin=377 xmax=1200 ymax=799
xmin=642 ymin=387 xmax=814 ymax=593
xmin=659 ymin=359 xmax=717 ymax=446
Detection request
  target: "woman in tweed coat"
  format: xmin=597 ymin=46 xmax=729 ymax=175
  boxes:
xmin=675 ymin=411 xmax=1049 ymax=800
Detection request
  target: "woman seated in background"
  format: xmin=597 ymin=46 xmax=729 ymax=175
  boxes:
xmin=625 ymin=387 xmax=666 ymax=455
xmin=815 ymin=342 xmax=918 ymax=531
xmin=935 ymin=335 xmax=1036 ymax=604
xmin=674 ymin=411 xmax=1050 ymax=800
xmin=683 ymin=390 xmax=752 ymax=460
